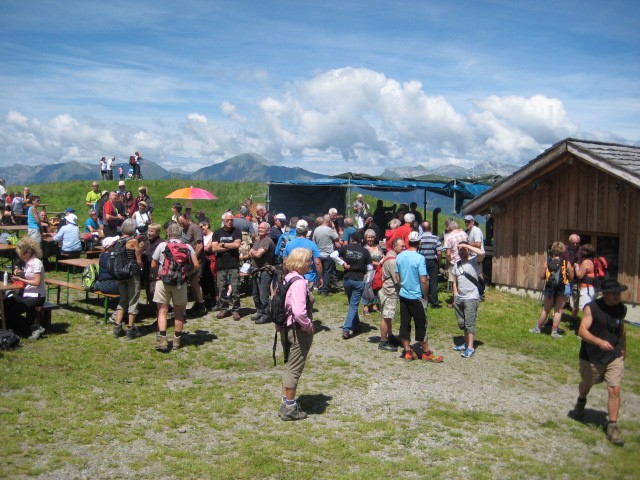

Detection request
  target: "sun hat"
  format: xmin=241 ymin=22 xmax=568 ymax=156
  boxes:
xmin=597 ymin=278 xmax=628 ymax=293
xmin=408 ymin=231 xmax=421 ymax=243
xmin=118 ymin=180 xmax=126 ymax=187
xmin=64 ymin=213 xmax=77 ymax=225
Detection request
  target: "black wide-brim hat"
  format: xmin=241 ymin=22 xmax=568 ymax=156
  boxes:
xmin=598 ymin=278 xmax=628 ymax=293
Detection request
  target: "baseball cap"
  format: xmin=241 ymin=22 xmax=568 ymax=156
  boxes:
xmin=65 ymin=207 xmax=75 ymax=213
xmin=64 ymin=213 xmax=77 ymax=225
xmin=408 ymin=231 xmax=421 ymax=243
xmin=275 ymin=213 xmax=287 ymax=221
xmin=296 ymin=219 xmax=308 ymax=229
xmin=118 ymin=180 xmax=126 ymax=187
xmin=463 ymin=215 xmax=475 ymax=222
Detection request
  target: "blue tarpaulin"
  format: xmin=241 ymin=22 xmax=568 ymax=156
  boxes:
xmin=267 ymin=177 xmax=491 ymax=216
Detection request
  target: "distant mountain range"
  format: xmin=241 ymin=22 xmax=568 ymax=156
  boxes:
xmin=381 ymin=161 xmax=520 ymax=180
xmin=0 ymin=153 xmax=325 ymax=186
xmin=0 ymin=153 xmax=518 ymax=187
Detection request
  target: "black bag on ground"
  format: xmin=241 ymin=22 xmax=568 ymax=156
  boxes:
xmin=0 ymin=329 xmax=20 ymax=350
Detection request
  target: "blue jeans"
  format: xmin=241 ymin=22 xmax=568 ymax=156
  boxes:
xmin=343 ymin=278 xmax=364 ymax=332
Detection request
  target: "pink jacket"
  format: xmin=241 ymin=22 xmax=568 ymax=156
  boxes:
xmin=284 ymin=272 xmax=313 ymax=334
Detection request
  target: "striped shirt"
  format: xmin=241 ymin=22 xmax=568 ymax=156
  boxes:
xmin=418 ymin=232 xmax=442 ymax=261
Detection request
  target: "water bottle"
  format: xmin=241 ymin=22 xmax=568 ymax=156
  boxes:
xmin=3 ymin=271 xmax=8 ymax=285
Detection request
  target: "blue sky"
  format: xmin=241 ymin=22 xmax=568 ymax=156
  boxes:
xmin=1 ymin=0 xmax=638 ymax=175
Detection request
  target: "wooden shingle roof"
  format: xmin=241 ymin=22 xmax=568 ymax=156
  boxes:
xmin=464 ymin=138 xmax=640 ymax=214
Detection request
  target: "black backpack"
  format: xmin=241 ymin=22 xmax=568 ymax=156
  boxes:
xmin=271 ymin=271 xmax=304 ymax=365
xmin=546 ymin=257 xmax=566 ymax=291
xmin=107 ymin=237 xmax=137 ymax=280
xmin=0 ymin=329 xmax=20 ymax=350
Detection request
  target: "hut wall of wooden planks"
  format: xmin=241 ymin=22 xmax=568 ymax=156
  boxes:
xmin=489 ymin=157 xmax=639 ymax=305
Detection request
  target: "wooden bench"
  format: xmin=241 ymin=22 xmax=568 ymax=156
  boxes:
xmin=35 ymin=302 xmax=60 ymax=331
xmin=45 ymin=278 xmax=120 ymax=323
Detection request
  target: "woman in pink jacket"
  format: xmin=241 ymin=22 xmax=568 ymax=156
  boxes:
xmin=279 ymin=247 xmax=315 ymax=421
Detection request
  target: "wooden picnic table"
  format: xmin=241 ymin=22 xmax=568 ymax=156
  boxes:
xmin=56 ymin=257 xmax=99 ymax=304
xmin=0 ymin=282 xmax=22 ymax=329
xmin=0 ymin=225 xmax=28 ymax=237
xmin=0 ymin=243 xmax=17 ymax=270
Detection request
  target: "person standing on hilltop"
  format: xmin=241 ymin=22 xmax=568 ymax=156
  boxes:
xmin=100 ymin=156 xmax=108 ymax=180
xmin=106 ymin=156 xmax=115 ymax=180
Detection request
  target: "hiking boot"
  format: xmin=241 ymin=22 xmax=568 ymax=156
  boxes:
xmin=250 ymin=313 xmax=262 ymax=321
xmin=187 ymin=303 xmax=207 ymax=318
xmin=29 ymin=325 xmax=45 ymax=340
xmin=453 ymin=343 xmax=467 ymax=351
xmin=422 ymin=351 xmax=444 ymax=363
xmin=108 ymin=312 xmax=117 ymax=324
xmin=460 ymin=347 xmax=475 ymax=358
xmin=551 ymin=330 xmax=562 ymax=338
xmin=155 ymin=334 xmax=169 ymax=352
xmin=573 ymin=397 xmax=586 ymax=419
xmin=403 ymin=350 xmax=417 ymax=361
xmin=255 ymin=316 xmax=271 ymax=325
xmin=606 ymin=422 xmax=624 ymax=446
xmin=529 ymin=326 xmax=541 ymax=334
xmin=172 ymin=335 xmax=183 ymax=350
xmin=232 ymin=312 xmax=242 ymax=321
xmin=113 ymin=323 xmax=125 ymax=337
xmin=278 ymin=402 xmax=308 ymax=421
xmin=342 ymin=328 xmax=353 ymax=340
xmin=378 ymin=341 xmax=398 ymax=352
xmin=216 ymin=310 xmax=231 ymax=319
xmin=126 ymin=326 xmax=141 ymax=339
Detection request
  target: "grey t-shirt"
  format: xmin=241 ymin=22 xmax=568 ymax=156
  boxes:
xmin=312 ymin=225 xmax=338 ymax=257
xmin=453 ymin=257 xmax=481 ymax=300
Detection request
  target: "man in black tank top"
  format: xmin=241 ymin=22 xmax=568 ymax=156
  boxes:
xmin=573 ymin=278 xmax=628 ymax=446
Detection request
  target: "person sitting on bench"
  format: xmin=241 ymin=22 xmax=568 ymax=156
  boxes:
xmin=4 ymin=237 xmax=46 ymax=339
xmin=54 ymin=212 xmax=82 ymax=256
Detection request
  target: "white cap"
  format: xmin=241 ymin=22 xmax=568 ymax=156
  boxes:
xmin=296 ymin=219 xmax=308 ymax=229
xmin=408 ymin=231 xmax=421 ymax=243
xmin=64 ymin=213 xmax=77 ymax=225
xmin=275 ymin=213 xmax=287 ymax=221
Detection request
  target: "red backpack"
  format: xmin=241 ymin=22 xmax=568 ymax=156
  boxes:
xmin=593 ymin=256 xmax=608 ymax=278
xmin=371 ymin=257 xmax=390 ymax=291
xmin=157 ymin=242 xmax=192 ymax=286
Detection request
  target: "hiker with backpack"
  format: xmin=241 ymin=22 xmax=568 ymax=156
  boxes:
xmin=575 ymin=244 xmax=608 ymax=311
xmin=530 ymin=241 xmax=575 ymax=338
xmin=375 ymin=237 xmax=404 ymax=352
xmin=110 ymin=219 xmax=144 ymax=340
xmin=249 ymin=222 xmax=275 ymax=324
xmin=562 ymin=234 xmax=582 ymax=322
xmin=277 ymin=247 xmax=315 ymax=421
xmin=151 ymin=222 xmax=198 ymax=351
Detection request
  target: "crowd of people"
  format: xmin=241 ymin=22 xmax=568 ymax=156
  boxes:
xmin=1 ymin=180 xmax=629 ymax=443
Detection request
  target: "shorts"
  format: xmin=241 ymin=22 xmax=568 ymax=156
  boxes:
xmin=378 ymin=289 xmax=398 ymax=319
xmin=579 ymin=286 xmax=597 ymax=310
xmin=579 ymin=356 xmax=624 ymax=388
xmin=153 ymin=280 xmax=188 ymax=307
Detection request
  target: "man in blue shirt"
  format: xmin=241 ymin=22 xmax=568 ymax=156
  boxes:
xmin=283 ymin=219 xmax=323 ymax=291
xmin=395 ymin=231 xmax=444 ymax=363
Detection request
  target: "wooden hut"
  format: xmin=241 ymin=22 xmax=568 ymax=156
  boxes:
xmin=464 ymin=138 xmax=640 ymax=321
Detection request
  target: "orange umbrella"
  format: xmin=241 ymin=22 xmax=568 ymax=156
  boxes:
xmin=165 ymin=187 xmax=217 ymax=200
